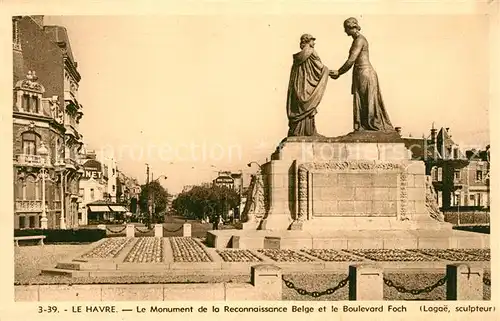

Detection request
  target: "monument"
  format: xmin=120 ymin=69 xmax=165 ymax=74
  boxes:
xmin=207 ymin=18 xmax=488 ymax=250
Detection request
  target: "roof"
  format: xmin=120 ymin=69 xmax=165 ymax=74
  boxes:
xmin=83 ymin=159 xmax=102 ymax=171
xmin=402 ymin=138 xmax=433 ymax=160
xmin=43 ymin=25 xmax=76 ymax=64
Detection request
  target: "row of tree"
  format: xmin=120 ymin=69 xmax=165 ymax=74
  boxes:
xmin=172 ymin=184 xmax=240 ymax=221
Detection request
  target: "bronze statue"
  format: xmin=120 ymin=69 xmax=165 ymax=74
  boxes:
xmin=330 ymin=18 xmax=394 ymax=132
xmin=286 ymin=34 xmax=329 ymax=137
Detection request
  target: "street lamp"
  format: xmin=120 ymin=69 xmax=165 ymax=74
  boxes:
xmin=247 ymin=161 xmax=262 ymax=171
xmin=37 ymin=142 xmax=50 ymax=229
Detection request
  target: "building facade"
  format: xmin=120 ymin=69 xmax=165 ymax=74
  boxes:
xmin=95 ymin=151 xmax=117 ymax=203
xmin=78 ymin=152 xmax=109 ymax=225
xmin=402 ymin=125 xmax=490 ymax=209
xmin=116 ymin=169 xmax=141 ymax=214
xmin=13 ymin=16 xmax=84 ymax=229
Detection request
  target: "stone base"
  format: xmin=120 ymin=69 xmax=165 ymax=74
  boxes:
xmin=260 ymin=214 xmax=292 ymax=231
xmin=298 ymin=217 xmax=453 ymax=232
xmin=206 ymin=229 xmax=489 ymax=250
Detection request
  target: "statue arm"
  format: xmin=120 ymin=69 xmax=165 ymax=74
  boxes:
xmin=338 ymin=37 xmax=363 ymax=75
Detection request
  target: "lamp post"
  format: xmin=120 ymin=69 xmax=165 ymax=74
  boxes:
xmin=148 ymin=174 xmax=167 ymax=228
xmin=37 ymin=142 xmax=50 ymax=229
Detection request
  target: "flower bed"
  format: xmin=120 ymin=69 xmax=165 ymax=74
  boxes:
xmin=450 ymin=249 xmax=490 ymax=261
xmin=216 ymin=249 xmax=263 ymax=262
xmin=81 ymin=237 xmax=132 ymax=259
xmin=407 ymin=249 xmax=483 ymax=261
xmin=123 ymin=237 xmax=162 ymax=263
xmin=343 ymin=249 xmax=439 ymax=262
xmin=257 ymin=249 xmax=314 ymax=262
xmin=300 ymin=249 xmax=364 ymax=262
xmin=170 ymin=237 xmax=212 ymax=262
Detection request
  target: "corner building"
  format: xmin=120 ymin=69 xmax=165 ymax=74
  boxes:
xmin=13 ymin=16 xmax=84 ymax=229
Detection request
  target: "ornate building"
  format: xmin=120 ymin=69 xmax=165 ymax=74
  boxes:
xmin=13 ymin=16 xmax=84 ymax=229
xmin=402 ymin=125 xmax=490 ymax=209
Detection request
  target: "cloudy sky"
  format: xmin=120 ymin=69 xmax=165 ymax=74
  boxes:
xmin=41 ymin=14 xmax=492 ymax=193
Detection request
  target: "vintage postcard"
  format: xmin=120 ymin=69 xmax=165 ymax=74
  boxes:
xmin=1 ymin=1 xmax=498 ymax=320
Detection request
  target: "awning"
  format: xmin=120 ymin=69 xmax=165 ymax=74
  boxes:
xmin=88 ymin=205 xmax=112 ymax=212
xmin=109 ymin=205 xmax=128 ymax=212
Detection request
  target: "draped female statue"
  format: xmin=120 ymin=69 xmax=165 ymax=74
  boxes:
xmin=330 ymin=18 xmax=394 ymax=132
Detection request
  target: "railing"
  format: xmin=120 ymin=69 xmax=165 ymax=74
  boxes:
xmin=16 ymin=154 xmax=50 ymax=166
xmin=15 ymin=200 xmax=42 ymax=212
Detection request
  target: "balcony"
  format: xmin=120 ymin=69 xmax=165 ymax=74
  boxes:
xmin=15 ymin=154 xmax=51 ymax=167
xmin=15 ymin=200 xmax=42 ymax=213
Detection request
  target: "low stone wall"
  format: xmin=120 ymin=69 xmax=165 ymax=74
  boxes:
xmin=15 ymin=264 xmax=282 ymax=302
xmin=17 ymin=264 xmax=489 ymax=301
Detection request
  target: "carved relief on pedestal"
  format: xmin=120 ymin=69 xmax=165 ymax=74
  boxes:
xmin=241 ymin=173 xmax=267 ymax=223
xmin=398 ymin=171 xmax=409 ymax=221
xmin=425 ymin=175 xmax=445 ymax=222
xmin=297 ymin=166 xmax=308 ymax=221
xmin=296 ymin=160 xmax=408 ymax=221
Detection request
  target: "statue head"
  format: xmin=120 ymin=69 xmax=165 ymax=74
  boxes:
xmin=343 ymin=17 xmax=361 ymax=36
xmin=299 ymin=33 xmax=316 ymax=49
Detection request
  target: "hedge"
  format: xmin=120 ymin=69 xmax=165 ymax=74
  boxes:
xmin=14 ymin=229 xmax=106 ymax=243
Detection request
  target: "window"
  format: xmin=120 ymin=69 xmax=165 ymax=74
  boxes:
xmin=22 ymin=94 xmax=30 ymax=111
xmin=22 ymin=132 xmax=37 ymax=155
xmin=112 ymin=168 xmax=115 ymax=175
xmin=29 ymin=216 xmax=35 ymax=228
xmin=90 ymin=188 xmax=95 ymax=200
xmin=476 ymin=170 xmax=483 ymax=181
xmin=31 ymin=96 xmax=39 ymax=113
xmin=112 ymin=185 xmax=115 ymax=192
xmin=19 ymin=216 xmax=25 ymax=229
xmin=78 ymin=212 xmax=82 ymax=220
xmin=454 ymin=170 xmax=461 ymax=180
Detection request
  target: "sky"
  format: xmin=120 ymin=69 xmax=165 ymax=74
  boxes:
xmin=41 ymin=14 xmax=491 ymax=194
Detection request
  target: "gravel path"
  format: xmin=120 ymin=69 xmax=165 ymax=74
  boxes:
xmin=15 ymin=244 xmax=91 ymax=284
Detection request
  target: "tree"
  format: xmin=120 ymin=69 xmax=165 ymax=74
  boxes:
xmin=139 ymin=181 xmax=169 ymax=223
xmin=172 ymin=184 xmax=240 ymax=221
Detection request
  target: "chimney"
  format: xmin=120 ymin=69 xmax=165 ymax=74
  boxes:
xmin=395 ymin=127 xmax=402 ymax=135
xmin=430 ymin=127 xmax=437 ymax=144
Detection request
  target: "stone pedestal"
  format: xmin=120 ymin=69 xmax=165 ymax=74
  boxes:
xmin=256 ymin=132 xmax=450 ymax=232
xmin=349 ymin=265 xmax=384 ymax=300
xmin=183 ymin=223 xmax=191 ymax=237
xmin=154 ymin=224 xmax=163 ymax=238
xmin=260 ymin=161 xmax=293 ymax=231
xmin=447 ymin=264 xmax=484 ymax=300
xmin=251 ymin=265 xmax=282 ymax=300
xmin=126 ymin=224 xmax=135 ymax=238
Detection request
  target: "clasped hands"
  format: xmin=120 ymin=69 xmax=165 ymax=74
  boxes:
xmin=329 ymin=70 xmax=340 ymax=80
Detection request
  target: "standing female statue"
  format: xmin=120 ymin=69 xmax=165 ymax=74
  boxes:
xmin=330 ymin=18 xmax=394 ymax=132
